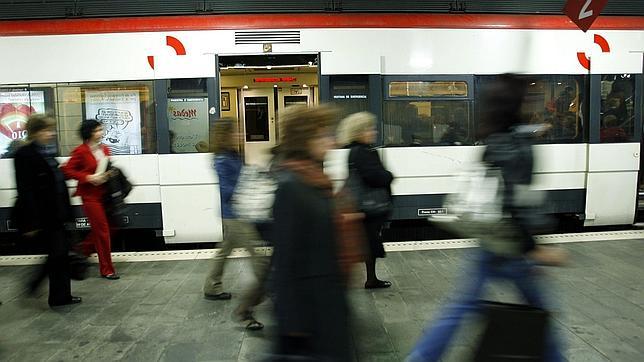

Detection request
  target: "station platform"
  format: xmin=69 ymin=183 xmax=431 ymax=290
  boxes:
xmin=0 ymin=233 xmax=643 ymax=361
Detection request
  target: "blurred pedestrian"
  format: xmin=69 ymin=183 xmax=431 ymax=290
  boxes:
xmin=271 ymin=105 xmax=351 ymax=361
xmin=62 ymin=120 xmax=119 ymax=280
xmin=337 ymin=112 xmax=394 ymax=289
xmin=13 ymin=114 xmax=81 ymax=307
xmin=407 ymin=74 xmax=566 ymax=362
xmin=202 ymin=119 xmax=269 ymax=331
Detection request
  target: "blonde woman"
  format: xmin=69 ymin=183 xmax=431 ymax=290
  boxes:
xmin=337 ymin=112 xmax=394 ymax=289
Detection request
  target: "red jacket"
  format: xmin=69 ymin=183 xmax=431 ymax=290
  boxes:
xmin=62 ymin=143 xmax=111 ymax=200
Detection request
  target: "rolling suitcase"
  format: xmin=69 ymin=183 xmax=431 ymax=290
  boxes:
xmin=474 ymin=300 xmax=549 ymax=361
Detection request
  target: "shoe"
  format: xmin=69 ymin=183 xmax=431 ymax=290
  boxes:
xmin=234 ymin=310 xmax=264 ymax=331
xmin=49 ymin=296 xmax=82 ymax=307
xmin=101 ymin=273 xmax=120 ymax=280
xmin=204 ymin=292 xmax=232 ymax=300
xmin=364 ymin=280 xmax=392 ymax=289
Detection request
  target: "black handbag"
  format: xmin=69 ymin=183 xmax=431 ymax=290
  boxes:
xmin=344 ymin=167 xmax=392 ymax=218
xmin=474 ymin=300 xmax=549 ymax=361
xmin=103 ymin=164 xmax=132 ymax=227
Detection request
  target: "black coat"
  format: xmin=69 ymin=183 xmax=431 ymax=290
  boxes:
xmin=13 ymin=142 xmax=72 ymax=233
xmin=348 ymin=142 xmax=393 ymax=258
xmin=348 ymin=142 xmax=393 ymax=195
xmin=272 ymin=169 xmax=350 ymax=361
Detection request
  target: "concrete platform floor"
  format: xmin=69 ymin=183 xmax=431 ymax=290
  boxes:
xmin=0 ymin=239 xmax=643 ymax=361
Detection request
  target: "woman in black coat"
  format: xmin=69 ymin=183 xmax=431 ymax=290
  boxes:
xmin=13 ymin=114 xmax=81 ymax=307
xmin=272 ymin=105 xmax=351 ymax=361
xmin=338 ymin=112 xmax=394 ymax=289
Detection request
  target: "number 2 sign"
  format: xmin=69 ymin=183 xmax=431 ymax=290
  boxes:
xmin=563 ymin=0 xmax=609 ymax=32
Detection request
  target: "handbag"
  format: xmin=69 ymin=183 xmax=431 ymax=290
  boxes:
xmin=474 ymin=300 xmax=550 ymax=361
xmin=344 ymin=168 xmax=392 ymax=218
xmin=103 ymin=164 xmax=132 ymax=227
xmin=231 ymin=165 xmax=277 ymax=223
xmin=429 ymin=162 xmax=523 ymax=256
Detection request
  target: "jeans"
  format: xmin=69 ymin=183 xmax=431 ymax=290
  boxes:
xmin=408 ymin=250 xmax=563 ymax=362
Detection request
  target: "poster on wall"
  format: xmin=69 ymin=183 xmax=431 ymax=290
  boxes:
xmin=167 ymin=98 xmax=209 ymax=153
xmin=85 ymin=90 xmax=142 ymax=155
xmin=0 ymin=91 xmax=45 ymax=157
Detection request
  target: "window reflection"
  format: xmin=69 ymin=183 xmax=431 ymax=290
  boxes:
xmin=475 ymin=75 xmax=586 ymax=144
xmin=384 ymin=100 xmax=471 ymax=146
xmin=600 ymin=74 xmax=635 ymax=143
xmin=521 ymin=76 xmax=584 ymax=143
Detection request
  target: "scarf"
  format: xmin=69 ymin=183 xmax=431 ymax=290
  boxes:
xmin=281 ymin=159 xmax=366 ymax=283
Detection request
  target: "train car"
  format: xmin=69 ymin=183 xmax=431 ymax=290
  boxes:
xmin=0 ymin=14 xmax=642 ymax=245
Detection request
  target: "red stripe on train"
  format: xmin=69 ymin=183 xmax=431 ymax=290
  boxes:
xmin=0 ymin=13 xmax=643 ymax=36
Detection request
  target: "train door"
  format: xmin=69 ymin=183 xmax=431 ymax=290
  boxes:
xmin=241 ymin=88 xmax=276 ymax=166
xmin=584 ymin=73 xmax=641 ymax=226
xmin=218 ymin=53 xmax=319 ymax=166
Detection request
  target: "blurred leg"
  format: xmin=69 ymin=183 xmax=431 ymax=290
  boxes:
xmin=82 ymin=200 xmax=115 ymax=276
xmin=238 ymin=221 xmax=270 ymax=312
xmin=506 ymin=259 xmax=564 ymax=362
xmin=408 ymin=251 xmax=492 ymax=361
xmin=47 ymin=228 xmax=72 ymax=305
xmin=203 ymin=219 xmax=236 ymax=295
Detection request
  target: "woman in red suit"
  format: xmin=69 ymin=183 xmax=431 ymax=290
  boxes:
xmin=62 ymin=120 xmax=119 ymax=280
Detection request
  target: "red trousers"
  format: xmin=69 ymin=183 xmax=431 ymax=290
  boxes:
xmin=81 ymin=199 xmax=115 ymax=276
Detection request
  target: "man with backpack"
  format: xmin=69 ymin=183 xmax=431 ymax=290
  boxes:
xmin=407 ymin=74 xmax=567 ymax=362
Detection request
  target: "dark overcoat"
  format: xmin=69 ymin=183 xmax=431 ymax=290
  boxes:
xmin=272 ymin=169 xmax=350 ymax=361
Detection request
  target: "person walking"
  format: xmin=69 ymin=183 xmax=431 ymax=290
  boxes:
xmin=407 ymin=74 xmax=566 ymax=362
xmin=62 ymin=120 xmax=119 ymax=280
xmin=271 ymin=105 xmax=352 ymax=361
xmin=202 ymin=119 xmax=269 ymax=331
xmin=14 ymin=114 xmax=81 ymax=307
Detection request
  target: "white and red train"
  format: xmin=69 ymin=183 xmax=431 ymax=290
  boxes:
xmin=0 ymin=14 xmax=642 ymax=244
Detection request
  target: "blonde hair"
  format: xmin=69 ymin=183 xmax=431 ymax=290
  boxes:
xmin=336 ymin=111 xmax=376 ymax=147
xmin=278 ymin=104 xmax=337 ymax=160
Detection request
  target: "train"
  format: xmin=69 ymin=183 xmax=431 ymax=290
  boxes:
xmin=0 ymin=13 xmax=642 ymax=245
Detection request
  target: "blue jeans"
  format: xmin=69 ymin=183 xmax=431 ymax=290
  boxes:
xmin=408 ymin=250 xmax=563 ymax=362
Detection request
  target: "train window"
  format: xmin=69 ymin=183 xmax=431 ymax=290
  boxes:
xmin=389 ymin=81 xmax=468 ymax=98
xmin=330 ymin=75 xmax=369 ymax=119
xmin=0 ymin=85 xmax=56 ymax=158
xmin=55 ymin=81 xmax=156 ymax=156
xmin=167 ymin=78 xmax=210 ymax=153
xmin=383 ymin=100 xmax=471 ymax=146
xmin=600 ymin=74 xmax=635 ymax=143
xmin=523 ymin=76 xmax=585 ymax=144
xmin=476 ymin=75 xmax=586 ymax=144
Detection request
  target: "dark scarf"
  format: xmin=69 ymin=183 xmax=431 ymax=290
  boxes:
xmin=280 ymin=159 xmax=333 ymax=196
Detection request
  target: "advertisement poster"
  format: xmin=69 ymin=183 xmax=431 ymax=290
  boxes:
xmin=0 ymin=91 xmax=45 ymax=157
xmin=167 ymin=98 xmax=209 ymax=153
xmin=85 ymin=90 xmax=142 ymax=155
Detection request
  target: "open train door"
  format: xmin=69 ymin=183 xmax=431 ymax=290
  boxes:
xmin=218 ymin=54 xmax=319 ymax=166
